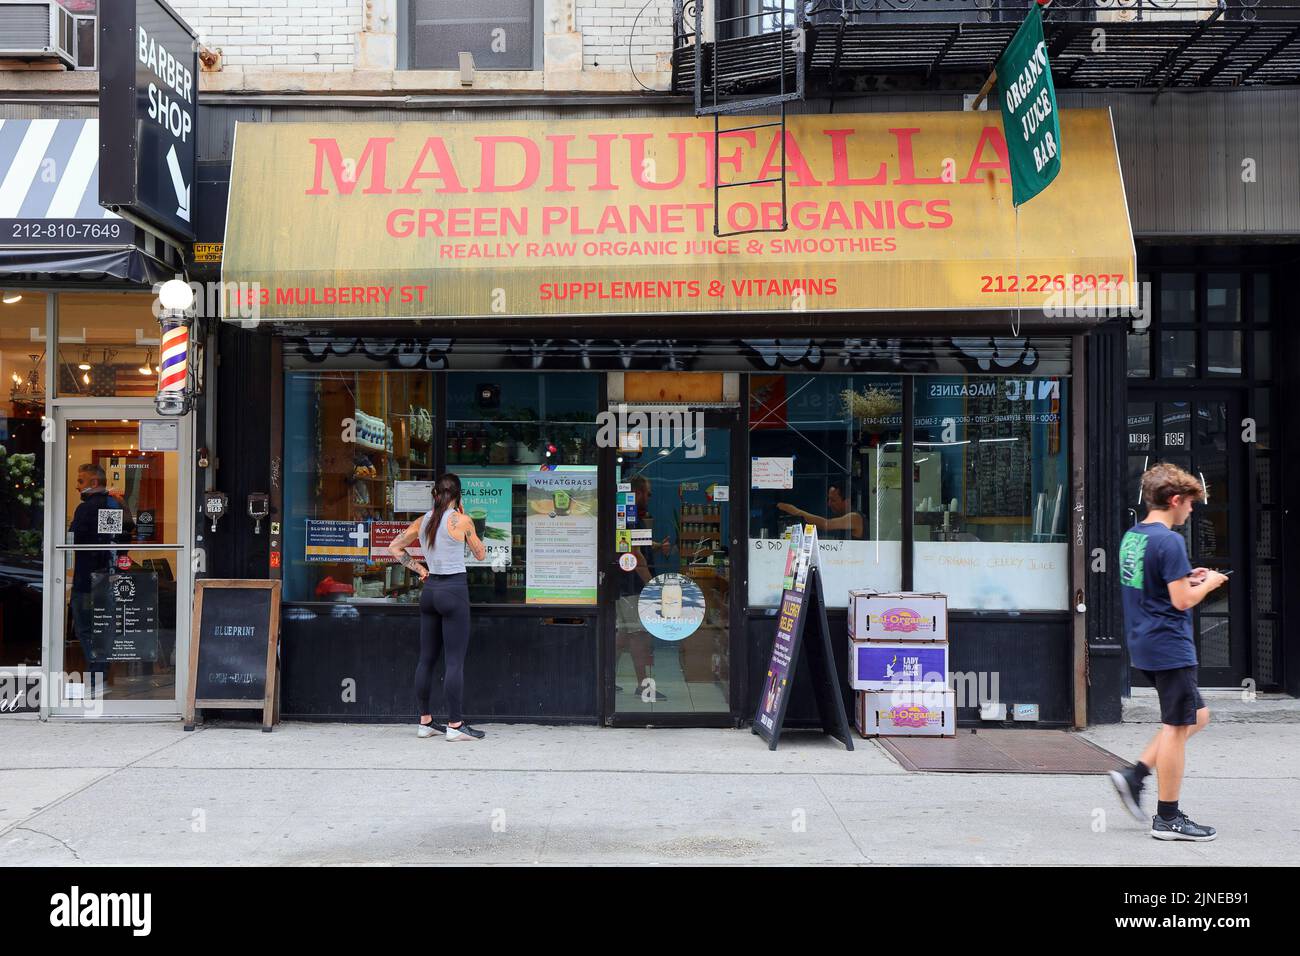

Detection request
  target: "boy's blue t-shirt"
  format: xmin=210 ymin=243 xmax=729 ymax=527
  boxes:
xmin=1119 ymin=521 xmax=1196 ymax=670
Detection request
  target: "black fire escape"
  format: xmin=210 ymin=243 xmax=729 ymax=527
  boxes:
xmin=673 ymin=0 xmax=1300 ymax=233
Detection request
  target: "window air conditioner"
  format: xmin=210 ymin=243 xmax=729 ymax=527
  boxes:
xmin=0 ymin=1 xmax=78 ymax=68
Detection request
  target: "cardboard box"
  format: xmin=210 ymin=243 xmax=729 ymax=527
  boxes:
xmin=847 ymin=590 xmax=947 ymax=642
xmin=855 ymin=689 xmax=956 ymax=737
xmin=848 ymin=640 xmax=948 ymax=691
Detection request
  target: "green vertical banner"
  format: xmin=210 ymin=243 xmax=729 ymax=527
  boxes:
xmin=996 ymin=5 xmax=1061 ymax=206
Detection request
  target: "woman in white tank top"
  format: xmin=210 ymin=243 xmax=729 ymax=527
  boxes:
xmin=388 ymin=473 xmax=487 ymax=741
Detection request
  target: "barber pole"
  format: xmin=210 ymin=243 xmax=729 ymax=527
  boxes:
xmin=154 ymin=279 xmax=195 ymax=415
xmin=158 ymin=321 xmax=188 ymax=393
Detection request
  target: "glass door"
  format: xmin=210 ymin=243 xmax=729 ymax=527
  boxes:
xmin=46 ymin=408 xmax=192 ymax=716
xmin=1126 ymin=393 xmax=1245 ymax=687
xmin=607 ymin=410 xmax=738 ymax=721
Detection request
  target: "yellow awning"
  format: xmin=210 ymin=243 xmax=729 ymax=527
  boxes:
xmin=221 ymin=109 xmax=1135 ymax=321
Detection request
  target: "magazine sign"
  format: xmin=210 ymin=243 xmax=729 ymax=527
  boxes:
xmin=98 ymin=0 xmax=199 ymax=241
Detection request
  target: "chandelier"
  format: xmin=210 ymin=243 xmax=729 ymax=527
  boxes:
xmin=8 ymin=353 xmax=43 ymax=403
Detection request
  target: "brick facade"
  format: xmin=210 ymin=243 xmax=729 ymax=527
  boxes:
xmin=151 ymin=0 xmax=674 ymax=90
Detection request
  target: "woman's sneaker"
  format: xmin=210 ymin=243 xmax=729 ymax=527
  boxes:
xmin=446 ymin=723 xmax=486 ymax=742
xmin=1151 ymin=812 xmax=1217 ymax=841
xmin=417 ymin=721 xmax=445 ymax=738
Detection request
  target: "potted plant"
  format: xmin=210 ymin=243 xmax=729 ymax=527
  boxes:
xmin=840 ymin=386 xmax=902 ymax=447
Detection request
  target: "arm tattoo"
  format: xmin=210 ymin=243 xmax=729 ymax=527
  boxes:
xmin=398 ymin=551 xmax=420 ymax=573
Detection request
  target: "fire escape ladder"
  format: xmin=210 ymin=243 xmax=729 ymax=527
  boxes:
xmin=679 ymin=1 xmax=808 ymax=237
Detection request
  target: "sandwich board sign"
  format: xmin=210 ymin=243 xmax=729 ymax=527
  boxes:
xmin=185 ymin=580 xmax=281 ymax=732
xmin=753 ymin=525 xmax=854 ymax=751
xmin=98 ymin=0 xmax=199 ymax=241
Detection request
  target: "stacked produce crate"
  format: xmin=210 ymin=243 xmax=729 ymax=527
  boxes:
xmin=847 ymin=591 xmax=954 ymax=738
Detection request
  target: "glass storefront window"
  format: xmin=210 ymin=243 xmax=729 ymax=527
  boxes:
xmin=56 ymin=293 xmax=161 ymax=398
xmin=282 ymin=371 xmax=601 ymax=606
xmin=1205 ymin=273 xmax=1241 ymax=323
xmin=1126 ymin=330 xmax=1150 ymax=378
xmin=911 ymin=376 xmax=1070 ymax=610
xmin=747 ymin=374 xmax=903 ymax=607
xmin=445 ymin=372 xmax=600 ymax=605
xmin=1161 ymin=330 xmax=1197 ymax=378
xmin=1206 ymin=330 xmax=1242 ymax=377
xmin=283 ymin=371 xmax=436 ymax=603
xmin=1161 ymin=273 xmax=1195 ymax=324
xmin=1 ymin=293 xmax=47 ymax=669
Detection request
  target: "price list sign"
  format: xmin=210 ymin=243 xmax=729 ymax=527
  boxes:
xmin=90 ymin=571 xmax=161 ymax=662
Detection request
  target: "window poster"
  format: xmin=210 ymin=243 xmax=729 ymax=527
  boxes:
xmin=460 ymin=476 xmax=512 ymax=568
xmin=525 ymin=468 xmax=598 ymax=604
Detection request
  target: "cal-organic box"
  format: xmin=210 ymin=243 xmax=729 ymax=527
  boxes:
xmin=848 ymin=640 xmax=948 ymax=692
xmin=855 ymin=688 xmax=956 ymax=738
xmin=847 ymin=590 xmax=947 ymax=642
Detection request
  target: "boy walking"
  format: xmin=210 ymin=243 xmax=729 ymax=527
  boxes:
xmin=1110 ymin=463 xmax=1228 ymax=841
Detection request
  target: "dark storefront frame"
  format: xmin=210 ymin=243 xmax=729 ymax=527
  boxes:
xmin=1124 ymin=256 xmax=1286 ymax=692
xmin=258 ymin=332 xmax=1085 ymax=728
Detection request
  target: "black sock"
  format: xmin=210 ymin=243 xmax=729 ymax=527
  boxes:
xmin=1133 ymin=761 xmax=1151 ymax=781
xmin=1157 ymin=800 xmax=1180 ymax=821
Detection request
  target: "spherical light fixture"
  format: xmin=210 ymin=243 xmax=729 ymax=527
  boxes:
xmin=158 ymin=279 xmax=195 ymax=313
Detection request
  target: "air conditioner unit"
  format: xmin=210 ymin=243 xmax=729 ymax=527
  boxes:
xmin=0 ymin=1 xmax=77 ymax=68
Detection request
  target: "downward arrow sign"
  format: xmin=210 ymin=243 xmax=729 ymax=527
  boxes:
xmin=166 ymin=144 xmax=191 ymax=222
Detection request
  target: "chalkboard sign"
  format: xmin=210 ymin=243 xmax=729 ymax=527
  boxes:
xmin=186 ymin=580 xmax=281 ymax=732
xmin=752 ymin=565 xmax=853 ymax=751
xmin=89 ymin=570 xmax=160 ymax=662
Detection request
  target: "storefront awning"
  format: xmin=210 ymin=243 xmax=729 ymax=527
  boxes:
xmin=220 ymin=109 xmax=1136 ymax=322
xmin=0 ymin=118 xmax=183 ymax=285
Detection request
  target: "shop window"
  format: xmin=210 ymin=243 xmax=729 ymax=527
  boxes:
xmin=1126 ymin=329 xmax=1150 ymax=378
xmin=283 ymin=371 xmax=436 ymax=604
xmin=1160 ymin=330 xmax=1197 ymax=379
xmin=1 ymin=292 xmax=47 ymax=670
xmin=56 ymin=293 xmax=161 ymax=398
xmin=445 ymin=372 xmax=600 ymax=605
xmin=911 ymin=376 xmax=1070 ymax=610
xmin=1205 ymin=331 xmax=1242 ymax=377
xmin=1160 ymin=273 xmax=1195 ymax=325
xmin=1205 ymin=273 xmax=1241 ymax=323
xmin=747 ymin=374 xmax=903 ymax=608
xmin=284 ymin=371 xmax=602 ymax=606
xmin=402 ymin=0 xmax=540 ymax=71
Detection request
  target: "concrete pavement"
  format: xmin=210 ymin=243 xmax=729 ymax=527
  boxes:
xmin=1 ymin=717 xmax=1297 ymax=865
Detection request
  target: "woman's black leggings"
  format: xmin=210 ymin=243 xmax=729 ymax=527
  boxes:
xmin=415 ymin=572 xmax=471 ymax=723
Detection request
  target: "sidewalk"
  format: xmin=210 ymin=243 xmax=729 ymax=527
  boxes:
xmin=2 ymin=717 xmax=1297 ymax=865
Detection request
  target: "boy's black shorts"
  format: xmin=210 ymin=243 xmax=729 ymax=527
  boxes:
xmin=1141 ymin=665 xmax=1206 ymax=726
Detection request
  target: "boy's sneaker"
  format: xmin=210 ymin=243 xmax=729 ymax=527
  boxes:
xmin=417 ymin=721 xmax=445 ymax=738
xmin=446 ymin=723 xmax=486 ymax=742
xmin=1151 ymin=812 xmax=1217 ymax=842
xmin=1108 ymin=767 xmax=1146 ymax=823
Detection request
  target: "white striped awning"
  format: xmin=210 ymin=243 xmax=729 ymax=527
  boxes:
xmin=0 ymin=117 xmax=183 ymax=283
xmin=0 ymin=118 xmax=119 ymax=221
